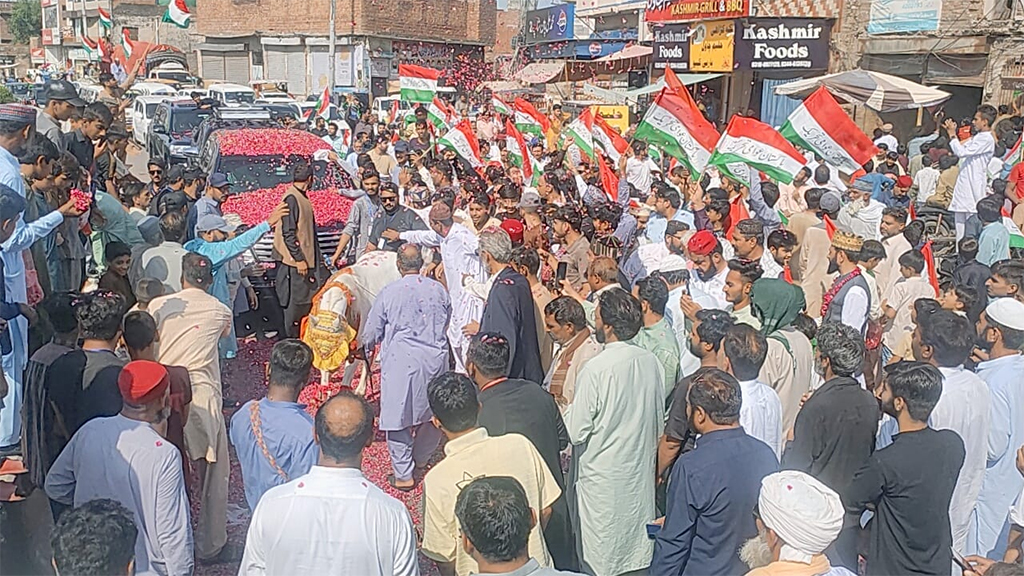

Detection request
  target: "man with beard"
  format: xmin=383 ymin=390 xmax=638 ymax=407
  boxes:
xmin=724 ymin=259 xmax=765 ymax=329
xmin=542 ymin=296 xmax=603 ymax=410
xmin=332 ymin=170 xmax=382 ymax=264
xmin=742 ymin=471 xmax=853 ymax=576
xmin=821 ymin=231 xmax=871 ymax=334
xmin=733 ymin=220 xmax=784 ymax=280
xmin=837 ymin=178 xmax=885 ymax=241
xmin=781 ymin=322 xmax=879 ymax=569
xmin=369 ymin=182 xmax=428 ymax=252
xmin=844 ymin=361 xmax=965 ymax=576
xmin=657 ymin=311 xmax=734 ymax=478
xmin=661 ymin=253 xmax=719 ymax=379
xmin=766 ymin=230 xmax=797 ymax=279
xmin=564 ymin=289 xmax=664 ymax=576
xmin=970 ymin=298 xmax=1024 ymax=557
xmin=653 ymin=368 xmax=779 ymax=576
xmin=550 ymin=205 xmax=590 ymax=293
xmin=631 ymin=275 xmax=680 ymax=396
xmin=874 ymin=206 xmax=912 ymax=298
xmin=687 ymin=230 xmax=729 ymax=309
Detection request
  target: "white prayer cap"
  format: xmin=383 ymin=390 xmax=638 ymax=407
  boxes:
xmin=758 ymin=470 xmax=843 ymax=564
xmin=659 ymin=254 xmax=689 ymax=273
xmin=985 ymin=298 xmax=1024 ymax=331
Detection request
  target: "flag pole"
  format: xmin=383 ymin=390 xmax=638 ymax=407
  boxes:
xmin=328 ymin=0 xmax=336 ymax=106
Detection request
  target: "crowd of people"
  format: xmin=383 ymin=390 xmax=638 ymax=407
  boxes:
xmin=1 ymin=71 xmax=1024 ymax=576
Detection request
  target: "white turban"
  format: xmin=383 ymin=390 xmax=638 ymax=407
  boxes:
xmin=758 ymin=470 xmax=844 ymax=564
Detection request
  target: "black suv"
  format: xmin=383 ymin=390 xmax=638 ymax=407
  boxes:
xmin=148 ymin=100 xmax=214 ymax=166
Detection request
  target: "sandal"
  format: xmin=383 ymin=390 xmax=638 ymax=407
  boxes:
xmin=387 ymin=474 xmax=416 ymax=492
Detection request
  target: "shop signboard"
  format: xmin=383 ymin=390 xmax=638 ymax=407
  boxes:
xmin=734 ymin=18 xmax=832 ymax=71
xmin=524 ymin=4 xmax=575 ymax=45
xmin=689 ymin=20 xmax=734 ymax=72
xmin=645 ymin=0 xmax=749 ymax=23
xmin=652 ymin=23 xmax=690 ymax=70
xmin=867 ymin=0 xmax=940 ymax=33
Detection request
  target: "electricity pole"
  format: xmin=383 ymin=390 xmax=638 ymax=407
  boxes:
xmin=328 ymin=0 xmax=336 ymax=102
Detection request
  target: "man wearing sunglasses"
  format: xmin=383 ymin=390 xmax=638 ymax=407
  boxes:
xmin=145 ymin=159 xmax=169 ymax=207
xmin=369 ymin=182 xmax=427 ymax=253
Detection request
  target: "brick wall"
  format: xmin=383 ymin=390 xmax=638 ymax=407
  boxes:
xmin=197 ymin=0 xmax=496 ymax=45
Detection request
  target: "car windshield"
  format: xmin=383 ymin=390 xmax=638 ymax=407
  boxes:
xmin=171 ymin=108 xmax=213 ymax=133
xmin=214 ymin=155 xmax=352 ymax=193
xmin=146 ymin=103 xmax=159 ymax=115
xmin=225 ymin=92 xmax=255 ymax=104
xmin=155 ymin=71 xmax=191 ymax=83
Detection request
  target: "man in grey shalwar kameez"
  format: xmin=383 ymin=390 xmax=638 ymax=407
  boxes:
xmin=361 ymin=244 xmax=451 ymax=490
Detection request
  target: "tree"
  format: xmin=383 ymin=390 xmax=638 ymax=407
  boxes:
xmin=9 ymin=0 xmax=41 ymax=45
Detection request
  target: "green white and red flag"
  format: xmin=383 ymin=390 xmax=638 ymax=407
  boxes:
xmin=163 ymin=0 xmax=191 ymax=28
xmin=592 ymin=113 xmax=629 ymax=162
xmin=426 ymin=97 xmax=452 ymax=132
xmin=505 ymin=119 xmax=533 ymax=181
xmin=664 ymin=67 xmax=685 ymax=93
xmin=709 ymin=115 xmax=807 ymax=184
xmin=492 ymin=97 xmax=512 ymax=117
xmin=634 ymin=88 xmax=720 ymax=176
xmin=398 ymin=64 xmax=440 ymax=104
xmin=81 ymin=36 xmax=99 ymax=60
xmin=1006 ymin=133 xmax=1022 ymax=168
xmin=779 ymin=87 xmax=877 ymax=176
xmin=1001 ymin=208 xmax=1024 ymax=248
xmin=120 ymin=28 xmax=134 ymax=59
xmin=513 ymin=97 xmax=550 ymax=139
xmin=387 ymin=100 xmax=400 ymax=124
xmin=98 ymin=7 xmax=113 ymax=30
xmin=439 ymin=120 xmax=484 ymax=169
xmin=304 ymin=85 xmax=330 ymax=120
xmin=562 ymin=108 xmax=595 ymax=160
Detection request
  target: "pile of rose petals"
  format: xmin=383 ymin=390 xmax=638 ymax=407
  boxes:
xmin=221 ymin=184 xmax=354 ymax=229
xmin=214 ymin=129 xmax=331 ymax=157
xmin=69 ymin=188 xmax=91 ymax=212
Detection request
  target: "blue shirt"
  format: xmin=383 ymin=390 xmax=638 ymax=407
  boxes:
xmin=652 ymin=427 xmax=779 ymax=575
xmin=646 ymin=209 xmax=695 ymax=244
xmin=191 ymin=196 xmax=221 ymax=236
xmin=977 ymin=221 xmax=1010 ymax=266
xmin=229 ymin=398 xmax=318 ymax=510
xmin=859 ymin=172 xmax=895 ymax=201
xmin=184 ymin=221 xmax=270 ymax=307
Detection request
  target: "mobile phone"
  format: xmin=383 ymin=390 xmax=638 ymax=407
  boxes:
xmin=555 ymin=262 xmax=568 ymax=282
xmin=646 ymin=523 xmax=661 ymax=539
xmin=951 ymin=548 xmax=971 ymax=572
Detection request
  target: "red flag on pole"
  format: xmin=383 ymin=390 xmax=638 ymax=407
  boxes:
xmin=921 ymin=240 xmax=940 ymax=296
xmin=664 ymin=67 xmax=685 ymax=93
xmin=822 ymin=214 xmax=837 ymax=240
xmin=725 ymin=196 xmax=751 ymax=241
xmin=597 ymin=154 xmax=618 ymax=202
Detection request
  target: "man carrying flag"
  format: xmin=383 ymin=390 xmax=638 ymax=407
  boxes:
xmin=438 ymin=120 xmax=484 ymax=169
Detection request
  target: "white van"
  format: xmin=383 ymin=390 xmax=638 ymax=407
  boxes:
xmin=127 ymin=82 xmax=177 ymax=98
xmin=132 ymin=95 xmax=173 ymax=147
xmin=208 ymin=83 xmax=256 ymax=107
xmin=373 ymin=96 xmax=413 ymax=124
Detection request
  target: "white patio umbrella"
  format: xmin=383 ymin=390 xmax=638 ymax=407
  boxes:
xmin=774 ymin=69 xmax=951 ymax=112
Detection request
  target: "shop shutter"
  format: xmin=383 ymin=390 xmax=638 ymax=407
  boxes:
xmin=224 ymin=52 xmax=250 ymax=85
xmin=201 ymin=52 xmax=225 ymax=81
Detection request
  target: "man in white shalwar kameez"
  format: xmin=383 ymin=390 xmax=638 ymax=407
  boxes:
xmin=944 ymin=106 xmax=996 ymax=240
xmin=399 ymin=203 xmax=485 ymax=372
xmin=45 ymin=360 xmax=193 ymax=576
xmin=0 ymin=104 xmax=76 ymax=448
xmin=564 ymin=289 xmax=664 ymax=576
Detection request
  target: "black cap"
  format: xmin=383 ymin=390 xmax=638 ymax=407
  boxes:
xmin=158 ymin=191 xmax=189 ymax=214
xmin=147 ymin=158 xmax=167 ymax=170
xmin=166 ymin=165 xmax=185 ymax=182
xmin=45 ymin=79 xmax=86 ymax=107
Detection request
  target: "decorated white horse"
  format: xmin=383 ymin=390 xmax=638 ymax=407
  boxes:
xmin=301 ymin=250 xmax=400 ymax=396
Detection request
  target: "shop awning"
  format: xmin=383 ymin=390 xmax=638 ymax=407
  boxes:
xmin=581 ymin=73 xmax=723 ymax=104
xmin=774 ymin=69 xmax=951 ymax=112
xmin=512 ymin=61 xmax=566 ymax=84
xmin=595 ymin=44 xmax=652 ymax=62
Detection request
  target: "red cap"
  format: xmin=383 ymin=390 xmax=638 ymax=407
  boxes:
xmin=500 ymin=218 xmax=524 ymax=244
xmin=896 ymin=175 xmax=913 ymax=188
xmin=118 ymin=360 xmax=170 ymax=405
xmin=687 ymin=230 xmax=718 ymax=256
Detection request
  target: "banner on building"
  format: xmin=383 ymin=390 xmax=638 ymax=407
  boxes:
xmin=689 ymin=20 xmax=734 ymax=72
xmin=734 ymin=19 xmax=832 ymax=71
xmin=652 ymin=24 xmax=691 ymax=70
xmin=524 ymin=4 xmax=575 ymax=45
xmin=867 ymin=0 xmax=940 ymax=33
xmin=645 ymin=0 xmax=749 ymax=23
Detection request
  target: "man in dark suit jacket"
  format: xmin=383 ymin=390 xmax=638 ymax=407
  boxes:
xmin=466 ymin=331 xmax=576 ymax=571
xmin=477 ymin=228 xmax=544 ymax=383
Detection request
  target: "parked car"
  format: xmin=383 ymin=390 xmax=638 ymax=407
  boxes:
xmin=131 ymin=95 xmax=172 ymax=147
xmin=255 ymin=99 xmax=302 ymax=123
xmin=372 ymin=95 xmax=413 ymax=124
xmin=148 ymin=99 xmax=215 ymax=166
xmin=208 ymin=83 xmax=256 ymax=107
xmin=126 ymin=82 xmax=177 ymax=98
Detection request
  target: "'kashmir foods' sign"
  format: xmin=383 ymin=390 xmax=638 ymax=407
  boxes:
xmin=733 ymin=18 xmax=832 ymax=70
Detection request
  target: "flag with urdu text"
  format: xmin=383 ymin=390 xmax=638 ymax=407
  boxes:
xmin=439 ymin=120 xmax=484 ymax=169
xmin=505 ymin=119 xmax=533 ymax=182
xmin=163 ymin=0 xmax=191 ymax=28
xmin=779 ymin=87 xmax=878 ymax=176
xmin=98 ymin=7 xmax=112 ymax=30
xmin=634 ymin=88 xmax=720 ymax=176
xmin=709 ymin=115 xmax=807 ymax=184
xmin=592 ymin=113 xmax=629 ymax=162
xmin=426 ymin=97 xmax=452 ymax=132
xmin=492 ymin=97 xmax=512 ymax=117
xmin=398 ymin=64 xmax=440 ymax=104
xmin=513 ymin=98 xmax=550 ymax=139
xmin=562 ymin=108 xmax=595 ymax=160
xmin=120 ymin=29 xmax=134 ymax=59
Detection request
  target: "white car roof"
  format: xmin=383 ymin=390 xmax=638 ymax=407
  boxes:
xmin=135 ymin=95 xmax=172 ymax=103
xmin=210 ymin=83 xmax=254 ymax=92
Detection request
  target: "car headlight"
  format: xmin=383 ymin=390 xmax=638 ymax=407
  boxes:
xmin=169 ymin=145 xmax=194 ymax=155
